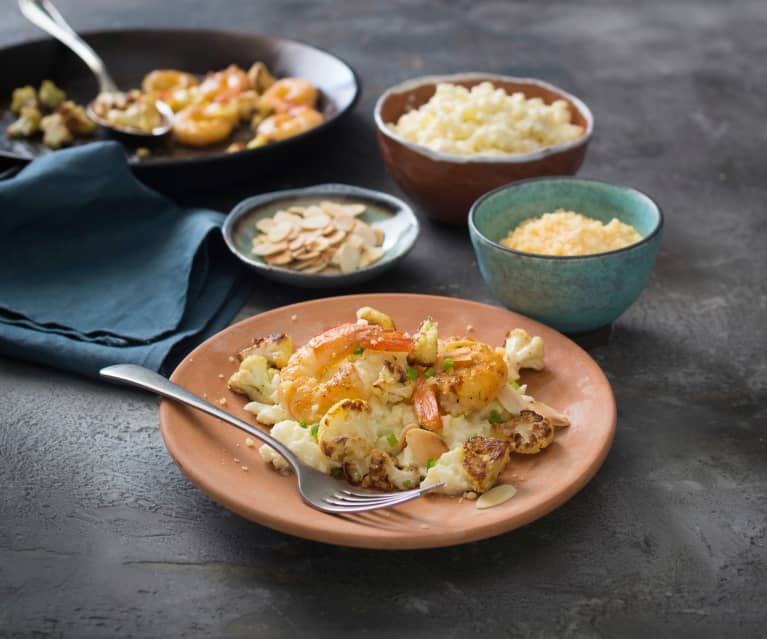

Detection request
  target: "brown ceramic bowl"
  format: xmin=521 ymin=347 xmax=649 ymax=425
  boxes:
xmin=374 ymin=73 xmax=594 ymax=225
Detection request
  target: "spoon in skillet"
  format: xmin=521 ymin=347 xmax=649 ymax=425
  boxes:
xmin=18 ymin=0 xmax=174 ymax=141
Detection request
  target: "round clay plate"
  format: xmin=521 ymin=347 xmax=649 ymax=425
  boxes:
xmin=160 ymin=294 xmax=616 ymax=549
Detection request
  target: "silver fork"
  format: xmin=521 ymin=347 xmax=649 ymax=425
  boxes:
xmin=100 ymin=364 xmax=443 ymax=513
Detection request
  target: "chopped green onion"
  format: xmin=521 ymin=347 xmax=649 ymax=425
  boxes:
xmin=442 ymin=358 xmax=454 ymax=370
xmin=406 ymin=366 xmax=418 ymax=380
xmin=488 ymin=409 xmax=504 ymax=424
xmin=403 ymin=480 xmax=412 ymax=488
xmin=424 ymin=367 xmax=435 ymax=378
xmin=330 ymin=467 xmax=344 ymax=480
xmin=509 ymin=380 xmax=521 ymax=390
xmin=426 ymin=458 xmax=436 ymax=469
xmin=310 ymin=424 xmax=319 ymax=441
xmin=353 ymin=346 xmax=364 ymax=355
xmin=387 ymin=433 xmax=398 ymax=448
xmin=298 ymin=420 xmax=308 ymax=428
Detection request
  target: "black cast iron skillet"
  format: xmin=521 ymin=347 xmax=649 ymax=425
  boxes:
xmin=0 ymin=29 xmax=360 ymax=192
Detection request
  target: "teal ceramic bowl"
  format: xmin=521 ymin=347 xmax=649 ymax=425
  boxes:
xmin=469 ymin=177 xmax=663 ymax=333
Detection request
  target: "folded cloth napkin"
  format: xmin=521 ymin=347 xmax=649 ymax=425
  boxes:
xmin=0 ymin=141 xmax=251 ymax=377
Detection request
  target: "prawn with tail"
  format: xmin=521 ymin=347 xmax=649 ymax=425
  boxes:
xmin=278 ymin=323 xmax=414 ymax=424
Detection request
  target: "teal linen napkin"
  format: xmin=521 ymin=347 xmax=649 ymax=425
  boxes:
xmin=0 ymin=141 xmax=251 ymax=377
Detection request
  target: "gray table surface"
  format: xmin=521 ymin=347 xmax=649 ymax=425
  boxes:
xmin=2 ymin=1 xmax=766 ymax=637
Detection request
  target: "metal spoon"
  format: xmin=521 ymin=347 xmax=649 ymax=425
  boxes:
xmin=18 ymin=0 xmax=173 ymax=140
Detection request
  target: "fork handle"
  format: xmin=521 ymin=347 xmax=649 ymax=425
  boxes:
xmin=100 ymin=364 xmax=302 ymax=472
xmin=18 ymin=0 xmax=119 ymax=94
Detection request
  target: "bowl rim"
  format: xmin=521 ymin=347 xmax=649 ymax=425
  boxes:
xmin=222 ymin=183 xmax=420 ymax=282
xmin=468 ymin=176 xmax=664 ymax=261
xmin=373 ymin=72 xmax=594 ymax=165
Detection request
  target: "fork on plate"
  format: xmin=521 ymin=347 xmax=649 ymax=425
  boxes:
xmin=100 ymin=364 xmax=443 ymax=513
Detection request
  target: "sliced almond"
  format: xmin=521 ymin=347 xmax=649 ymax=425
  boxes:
xmin=405 ymin=429 xmax=449 ymax=467
xmin=267 ymin=221 xmax=292 ymax=242
xmin=273 ymin=211 xmax=302 ymax=225
xmin=320 ymin=201 xmax=366 ymax=217
xmin=293 ymin=257 xmax=325 ymax=271
xmin=321 ymin=223 xmax=337 ymax=236
xmin=346 ymin=234 xmax=365 ymax=250
xmin=309 ymin=236 xmax=331 ymax=252
xmin=476 ymin=484 xmax=517 ymax=509
xmin=303 ymin=205 xmax=325 ymax=218
xmin=255 ymin=218 xmax=275 ymax=233
xmin=335 ymin=241 xmax=361 ymax=273
xmin=264 ymin=250 xmax=293 ymax=265
xmin=252 ymin=241 xmax=288 ymax=256
xmin=352 ymin=221 xmax=377 ymax=247
xmin=287 ymin=206 xmax=306 ymax=215
xmin=361 ymin=246 xmax=384 ymax=266
xmin=326 ymin=230 xmax=347 ymax=245
xmin=295 ymin=250 xmax=321 ymax=261
xmin=334 ymin=214 xmax=355 ymax=232
xmin=299 ymin=259 xmax=329 ymax=273
xmin=300 ymin=213 xmax=330 ymax=229
xmin=373 ymin=227 xmax=385 ymax=246
xmin=288 ymin=236 xmax=306 ymax=251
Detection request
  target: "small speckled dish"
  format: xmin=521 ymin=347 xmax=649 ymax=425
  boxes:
xmin=469 ymin=177 xmax=663 ymax=333
xmin=223 ymin=184 xmax=419 ymax=288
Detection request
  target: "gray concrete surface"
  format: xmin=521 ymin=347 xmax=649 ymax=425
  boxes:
xmin=1 ymin=1 xmax=766 ymax=637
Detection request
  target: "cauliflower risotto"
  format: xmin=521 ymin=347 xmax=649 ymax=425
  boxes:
xmin=226 ymin=306 xmax=570 ymax=503
xmin=501 ymin=209 xmax=643 ymax=256
xmin=387 ymin=81 xmax=584 ymax=156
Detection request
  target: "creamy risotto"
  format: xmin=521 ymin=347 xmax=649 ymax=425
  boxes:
xmin=225 ymin=306 xmax=571 ymax=504
xmin=387 ymin=81 xmax=584 ymax=156
xmin=501 ymin=209 xmax=642 ymax=256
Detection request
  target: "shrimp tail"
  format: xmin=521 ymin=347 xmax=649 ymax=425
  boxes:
xmin=413 ymin=379 xmax=443 ymax=431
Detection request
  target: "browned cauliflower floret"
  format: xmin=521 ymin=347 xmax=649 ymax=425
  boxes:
xmin=356 ymin=306 xmax=395 ymax=329
xmin=462 ymin=436 xmax=511 ymax=493
xmin=40 ymin=113 xmax=73 ymax=149
xmin=494 ymin=410 xmax=554 ymax=454
xmin=56 ymin=100 xmax=96 ymax=135
xmin=503 ymin=328 xmax=545 ymax=381
xmin=407 ymin=317 xmax=438 ymax=366
xmin=238 ymin=333 xmax=293 ymax=369
xmin=11 ymin=85 xmax=37 ymax=114
xmin=7 ymin=106 xmax=42 ymax=138
xmin=227 ymin=353 xmax=278 ymax=402
xmin=38 ymin=80 xmax=66 ymax=109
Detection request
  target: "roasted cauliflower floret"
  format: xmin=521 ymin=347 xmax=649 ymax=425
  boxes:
xmin=362 ymin=449 xmax=420 ymax=490
xmin=40 ymin=113 xmax=73 ymax=149
xmin=56 ymin=100 xmax=96 ymax=135
xmin=38 ymin=80 xmax=66 ymax=109
xmin=317 ymin=398 xmax=376 ymax=464
xmin=408 ymin=318 xmax=438 ymax=366
xmin=462 ymin=436 xmax=511 ymax=493
xmin=371 ymin=358 xmax=415 ymax=403
xmin=494 ymin=410 xmax=554 ymax=454
xmin=228 ymin=353 xmax=279 ymax=403
xmin=259 ymin=419 xmax=337 ymax=474
xmin=239 ymin=333 xmax=293 ymax=369
xmin=503 ymin=328 xmax=545 ymax=381
xmin=11 ymin=85 xmax=37 ymax=114
xmin=356 ymin=306 xmax=395 ymax=329
xmin=6 ymin=106 xmax=42 ymax=138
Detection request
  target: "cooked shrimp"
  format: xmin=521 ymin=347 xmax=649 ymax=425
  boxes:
xmin=278 ymin=323 xmax=413 ymax=424
xmin=173 ymin=104 xmax=234 ymax=147
xmin=142 ymin=70 xmax=199 ymax=100
xmin=259 ymin=78 xmax=318 ymax=113
xmin=198 ymin=65 xmax=251 ymax=102
xmin=413 ymin=339 xmax=508 ymax=430
xmin=256 ymin=106 xmax=324 ymax=143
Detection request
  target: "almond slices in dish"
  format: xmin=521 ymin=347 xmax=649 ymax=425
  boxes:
xmin=251 ymin=200 xmax=385 ymax=273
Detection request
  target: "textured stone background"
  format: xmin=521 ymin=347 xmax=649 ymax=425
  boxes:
xmin=1 ymin=1 xmax=765 ymax=637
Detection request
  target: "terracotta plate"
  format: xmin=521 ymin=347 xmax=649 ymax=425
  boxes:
xmin=160 ymin=294 xmax=616 ymax=549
